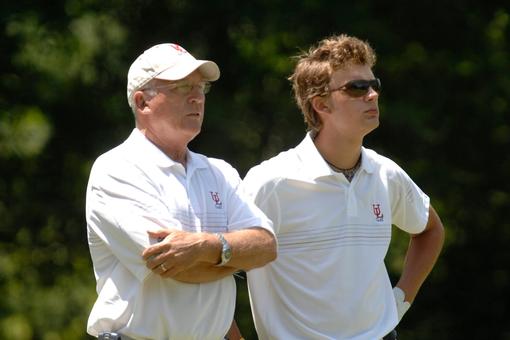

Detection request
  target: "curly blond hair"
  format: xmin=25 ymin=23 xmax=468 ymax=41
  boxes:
xmin=288 ymin=34 xmax=376 ymax=135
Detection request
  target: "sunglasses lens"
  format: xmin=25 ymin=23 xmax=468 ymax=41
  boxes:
xmin=342 ymin=79 xmax=381 ymax=97
xmin=327 ymin=78 xmax=381 ymax=97
xmin=344 ymin=82 xmax=370 ymax=97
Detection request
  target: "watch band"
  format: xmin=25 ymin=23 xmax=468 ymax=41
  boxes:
xmin=215 ymin=233 xmax=232 ymax=266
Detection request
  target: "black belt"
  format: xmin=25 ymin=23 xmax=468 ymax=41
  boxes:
xmin=98 ymin=333 xmax=123 ymax=340
xmin=383 ymin=329 xmax=398 ymax=340
xmin=98 ymin=333 xmax=120 ymax=340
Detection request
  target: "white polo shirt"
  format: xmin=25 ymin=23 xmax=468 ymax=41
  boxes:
xmin=242 ymin=134 xmax=429 ymax=339
xmin=86 ymin=128 xmax=272 ymax=340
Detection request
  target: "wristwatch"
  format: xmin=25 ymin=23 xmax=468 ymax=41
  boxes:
xmin=215 ymin=233 xmax=232 ymax=266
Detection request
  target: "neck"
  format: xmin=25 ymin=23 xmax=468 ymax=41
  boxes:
xmin=138 ymin=127 xmax=189 ymax=166
xmin=314 ymin=130 xmax=363 ymax=170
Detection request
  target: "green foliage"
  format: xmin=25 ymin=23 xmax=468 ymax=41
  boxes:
xmin=0 ymin=107 xmax=52 ymax=158
xmin=1 ymin=1 xmax=509 ymax=338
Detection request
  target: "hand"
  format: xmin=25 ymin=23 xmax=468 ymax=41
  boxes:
xmin=142 ymin=229 xmax=211 ymax=278
xmin=393 ymin=286 xmax=411 ymax=322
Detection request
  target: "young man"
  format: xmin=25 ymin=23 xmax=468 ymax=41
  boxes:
xmin=86 ymin=43 xmax=276 ymax=339
xmin=242 ymin=34 xmax=445 ymax=339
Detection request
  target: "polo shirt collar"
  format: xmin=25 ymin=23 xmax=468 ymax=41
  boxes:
xmin=126 ymin=128 xmax=208 ymax=170
xmin=359 ymin=147 xmax=376 ymax=174
xmin=186 ymin=150 xmax=208 ymax=171
xmin=295 ymin=133 xmax=376 ymax=179
xmin=295 ymin=133 xmax=334 ymax=179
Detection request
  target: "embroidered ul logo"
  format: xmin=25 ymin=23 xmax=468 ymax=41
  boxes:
xmin=372 ymin=204 xmax=384 ymax=222
xmin=210 ymin=191 xmax=222 ymax=209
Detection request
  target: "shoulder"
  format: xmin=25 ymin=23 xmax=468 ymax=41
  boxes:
xmin=192 ymin=152 xmax=240 ymax=178
xmin=363 ymin=148 xmax=419 ymax=192
xmin=90 ymin=130 xmax=147 ymax=171
xmin=90 ymin=143 xmax=130 ymax=175
xmin=243 ymin=148 xmax=299 ymax=194
xmin=190 ymin=152 xmax=243 ymax=190
xmin=208 ymin=157 xmax=239 ymax=176
xmin=88 ymin=139 xmax=151 ymax=189
xmin=363 ymin=147 xmax=406 ymax=176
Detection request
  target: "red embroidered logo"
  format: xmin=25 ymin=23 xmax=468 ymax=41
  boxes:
xmin=210 ymin=191 xmax=222 ymax=209
xmin=372 ymin=204 xmax=384 ymax=222
xmin=170 ymin=43 xmax=187 ymax=54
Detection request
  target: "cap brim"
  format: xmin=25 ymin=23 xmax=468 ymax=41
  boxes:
xmin=156 ymin=60 xmax=220 ymax=82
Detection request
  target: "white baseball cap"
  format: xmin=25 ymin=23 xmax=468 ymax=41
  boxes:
xmin=127 ymin=43 xmax=220 ymax=108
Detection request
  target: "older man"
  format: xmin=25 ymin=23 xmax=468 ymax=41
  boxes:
xmin=243 ymin=34 xmax=444 ymax=339
xmin=86 ymin=43 xmax=276 ymax=339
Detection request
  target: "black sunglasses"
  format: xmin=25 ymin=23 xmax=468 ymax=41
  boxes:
xmin=327 ymin=78 xmax=381 ymax=98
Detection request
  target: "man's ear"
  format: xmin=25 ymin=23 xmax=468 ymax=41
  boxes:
xmin=134 ymin=91 xmax=150 ymax=114
xmin=311 ymin=96 xmax=330 ymax=115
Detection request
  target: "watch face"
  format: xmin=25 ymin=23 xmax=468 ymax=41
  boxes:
xmin=224 ymin=247 xmax=232 ymax=261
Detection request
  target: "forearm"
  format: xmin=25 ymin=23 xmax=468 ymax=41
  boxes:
xmin=167 ymin=227 xmax=277 ymax=270
xmin=397 ymin=206 xmax=445 ymax=302
xmin=221 ymin=228 xmax=277 ymax=271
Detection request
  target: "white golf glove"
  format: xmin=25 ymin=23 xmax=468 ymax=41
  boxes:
xmin=393 ymin=287 xmax=411 ymax=322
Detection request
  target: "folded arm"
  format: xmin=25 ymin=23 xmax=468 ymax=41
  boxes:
xmin=142 ymin=227 xmax=277 ymax=283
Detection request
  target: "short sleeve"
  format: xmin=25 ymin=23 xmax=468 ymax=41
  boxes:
xmin=389 ymin=167 xmax=430 ymax=234
xmin=86 ymin=157 xmax=179 ymax=282
xmin=241 ymin=166 xmax=281 ymax=234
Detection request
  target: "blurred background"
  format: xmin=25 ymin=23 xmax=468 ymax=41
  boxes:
xmin=1 ymin=1 xmax=509 ymax=339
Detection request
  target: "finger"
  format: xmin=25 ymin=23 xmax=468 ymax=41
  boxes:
xmin=147 ymin=229 xmax=175 ymax=238
xmin=142 ymin=242 xmax=168 ymax=259
xmin=149 ymin=260 xmax=167 ymax=273
xmin=146 ymin=256 xmax=161 ymax=270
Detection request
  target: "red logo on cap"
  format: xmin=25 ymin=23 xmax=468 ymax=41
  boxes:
xmin=170 ymin=44 xmax=186 ymax=54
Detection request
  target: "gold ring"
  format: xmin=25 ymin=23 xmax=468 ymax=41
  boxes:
xmin=160 ymin=263 xmax=167 ymax=272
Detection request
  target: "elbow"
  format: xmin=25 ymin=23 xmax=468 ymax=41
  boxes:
xmin=234 ymin=227 xmax=279 ymax=272
xmin=249 ymin=232 xmax=278 ymax=270
xmin=267 ymin=235 xmax=278 ymax=263
xmin=436 ymin=222 xmax=446 ymax=254
xmin=431 ymin=214 xmax=446 ymax=249
xmin=437 ymin=221 xmax=445 ymax=244
xmin=425 ymin=205 xmax=446 ymax=250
